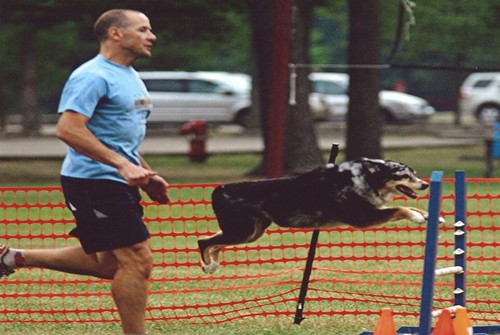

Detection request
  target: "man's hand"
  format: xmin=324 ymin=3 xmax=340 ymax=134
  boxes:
xmin=118 ymin=161 xmax=159 ymax=187
xmin=140 ymin=175 xmax=170 ymax=204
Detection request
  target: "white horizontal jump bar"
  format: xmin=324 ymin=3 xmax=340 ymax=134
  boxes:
xmin=435 ymin=266 xmax=464 ymax=276
xmin=432 ymin=305 xmax=463 ymax=318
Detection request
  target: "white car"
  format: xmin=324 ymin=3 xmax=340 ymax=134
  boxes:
xmin=458 ymin=72 xmax=500 ymax=124
xmin=309 ymin=72 xmax=436 ymax=123
xmin=139 ymin=71 xmax=252 ymax=126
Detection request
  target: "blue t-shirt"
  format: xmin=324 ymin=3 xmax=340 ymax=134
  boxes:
xmin=58 ymin=55 xmax=151 ymax=183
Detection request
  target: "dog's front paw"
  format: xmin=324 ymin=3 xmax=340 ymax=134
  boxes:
xmin=409 ymin=209 xmax=427 ymax=223
xmin=201 ymin=260 xmax=219 ymax=274
xmin=422 ymin=213 xmax=446 ymax=224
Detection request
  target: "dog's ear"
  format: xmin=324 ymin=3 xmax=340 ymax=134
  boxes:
xmin=360 ymin=158 xmax=386 ymax=174
xmin=361 ymin=159 xmax=391 ymax=194
xmin=366 ymin=162 xmax=381 ymax=174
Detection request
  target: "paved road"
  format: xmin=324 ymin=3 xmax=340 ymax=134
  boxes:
xmin=0 ymin=121 xmax=486 ymax=159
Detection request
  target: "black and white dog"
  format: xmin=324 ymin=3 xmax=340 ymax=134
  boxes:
xmin=198 ymin=158 xmax=435 ymax=274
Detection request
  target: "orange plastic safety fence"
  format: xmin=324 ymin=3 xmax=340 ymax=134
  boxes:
xmin=0 ymin=179 xmax=498 ymax=325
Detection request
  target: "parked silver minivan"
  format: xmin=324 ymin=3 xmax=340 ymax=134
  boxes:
xmin=139 ymin=71 xmax=252 ymax=126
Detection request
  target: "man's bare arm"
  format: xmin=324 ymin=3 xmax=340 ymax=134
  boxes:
xmin=139 ymin=155 xmax=170 ymax=204
xmin=56 ymin=111 xmax=157 ymax=186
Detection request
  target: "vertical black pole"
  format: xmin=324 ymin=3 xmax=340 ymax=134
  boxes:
xmin=293 ymin=228 xmax=320 ymax=325
xmin=328 ymin=144 xmax=339 ymax=166
xmin=294 ymin=144 xmax=339 ymax=325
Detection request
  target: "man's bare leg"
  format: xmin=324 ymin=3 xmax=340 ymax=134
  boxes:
xmin=110 ymin=240 xmax=152 ymax=335
xmin=28 ymin=247 xmax=118 ymax=278
xmin=2 ymin=245 xmax=117 ymax=279
xmin=1 ymin=241 xmax=152 ymax=334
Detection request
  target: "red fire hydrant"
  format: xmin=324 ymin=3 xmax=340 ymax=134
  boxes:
xmin=179 ymin=120 xmax=209 ymax=163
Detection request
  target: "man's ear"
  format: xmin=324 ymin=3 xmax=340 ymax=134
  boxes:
xmin=107 ymin=26 xmax=122 ymax=41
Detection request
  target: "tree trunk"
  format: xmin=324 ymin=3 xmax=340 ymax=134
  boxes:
xmin=247 ymin=0 xmax=275 ymax=176
xmin=21 ymin=31 xmax=40 ymax=136
xmin=0 ymin=81 xmax=5 ymax=134
xmin=248 ymin=0 xmax=322 ymax=177
xmin=346 ymin=0 xmax=382 ymax=160
xmin=284 ymin=0 xmax=323 ymax=174
xmin=453 ymin=52 xmax=466 ymax=125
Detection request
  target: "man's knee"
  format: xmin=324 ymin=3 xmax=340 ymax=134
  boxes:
xmin=98 ymin=255 xmax=119 ymax=279
xmin=133 ymin=243 xmax=153 ymax=279
xmin=114 ymin=242 xmax=153 ymax=279
xmin=96 ymin=261 xmax=118 ymax=280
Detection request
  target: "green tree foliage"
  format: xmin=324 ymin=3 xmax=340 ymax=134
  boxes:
xmin=395 ymin=1 xmax=498 ymax=67
xmin=0 ymin=0 xmax=251 ymax=122
xmin=312 ymin=1 xmax=499 ymax=111
xmin=390 ymin=0 xmax=500 ymax=120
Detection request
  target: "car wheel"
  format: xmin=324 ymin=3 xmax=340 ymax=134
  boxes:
xmin=477 ymin=104 xmax=500 ymax=124
xmin=234 ymin=108 xmax=250 ymax=127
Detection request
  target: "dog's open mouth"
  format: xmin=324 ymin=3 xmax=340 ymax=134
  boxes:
xmin=396 ymin=185 xmax=418 ymax=199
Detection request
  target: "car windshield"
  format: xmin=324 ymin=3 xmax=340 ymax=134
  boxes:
xmin=473 ymin=79 xmax=493 ymax=88
xmin=143 ymin=79 xmax=185 ymax=92
xmin=312 ymin=80 xmax=347 ymax=95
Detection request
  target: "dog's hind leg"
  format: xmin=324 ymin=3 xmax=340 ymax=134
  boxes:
xmin=198 ymin=218 xmax=271 ymax=274
xmin=198 ymin=234 xmax=224 ymax=274
xmin=245 ymin=218 xmax=270 ymax=243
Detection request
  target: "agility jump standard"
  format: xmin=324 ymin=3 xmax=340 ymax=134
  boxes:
xmin=417 ymin=170 xmax=467 ymax=334
xmin=402 ymin=170 xmax=498 ymax=335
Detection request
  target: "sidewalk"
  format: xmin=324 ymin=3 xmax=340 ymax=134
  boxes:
xmin=0 ymin=122 xmax=484 ymax=159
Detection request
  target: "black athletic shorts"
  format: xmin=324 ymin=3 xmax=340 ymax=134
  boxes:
xmin=61 ymin=176 xmax=150 ymax=254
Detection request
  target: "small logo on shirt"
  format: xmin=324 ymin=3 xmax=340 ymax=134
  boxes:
xmin=134 ymin=98 xmax=152 ymax=110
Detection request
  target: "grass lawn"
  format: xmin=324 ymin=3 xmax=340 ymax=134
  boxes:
xmin=0 ymin=318 xmax=372 ymax=335
xmin=1 ymin=145 xmax=497 ymax=335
